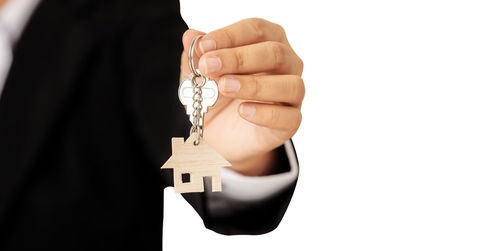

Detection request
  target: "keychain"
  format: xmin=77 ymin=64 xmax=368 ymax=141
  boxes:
xmin=161 ymin=35 xmax=231 ymax=193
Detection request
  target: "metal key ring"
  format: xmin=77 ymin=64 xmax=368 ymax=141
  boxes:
xmin=190 ymin=71 xmax=206 ymax=88
xmin=190 ymin=125 xmax=202 ymax=145
xmin=188 ymin=35 xmax=204 ymax=77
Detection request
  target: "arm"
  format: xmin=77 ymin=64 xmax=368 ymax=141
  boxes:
xmin=200 ymin=140 xmax=299 ymax=235
xmin=180 ymin=139 xmax=299 ymax=235
xmin=123 ymin=0 xmax=303 ymax=235
xmin=177 ymin=18 xmax=304 ymax=234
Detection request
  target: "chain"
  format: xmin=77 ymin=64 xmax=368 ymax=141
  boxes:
xmin=190 ymin=72 xmax=206 ymax=145
xmin=188 ymin=35 xmax=206 ymax=145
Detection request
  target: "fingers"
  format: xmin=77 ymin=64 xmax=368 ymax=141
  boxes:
xmin=199 ymin=41 xmax=303 ymax=77
xmin=197 ymin=18 xmax=288 ymax=55
xmin=219 ymin=75 xmax=305 ymax=106
xmin=239 ymin=102 xmax=302 ymax=133
xmin=182 ymin=29 xmax=205 ymax=55
xmin=180 ymin=29 xmax=206 ymax=80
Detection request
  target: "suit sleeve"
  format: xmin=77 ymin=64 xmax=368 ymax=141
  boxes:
xmin=122 ymin=0 xmax=298 ymax=235
xmin=191 ymin=140 xmax=299 ymax=235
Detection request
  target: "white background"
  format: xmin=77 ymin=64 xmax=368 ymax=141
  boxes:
xmin=164 ymin=1 xmax=500 ymax=250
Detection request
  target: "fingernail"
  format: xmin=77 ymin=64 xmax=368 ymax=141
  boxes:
xmin=199 ymin=39 xmax=216 ymax=54
xmin=220 ymin=78 xmax=240 ymax=93
xmin=199 ymin=57 xmax=222 ymax=74
xmin=239 ymin=104 xmax=256 ymax=118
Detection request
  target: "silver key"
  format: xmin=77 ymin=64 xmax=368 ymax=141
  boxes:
xmin=178 ymin=78 xmax=218 ymax=126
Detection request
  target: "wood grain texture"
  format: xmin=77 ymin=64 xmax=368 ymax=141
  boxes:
xmin=161 ymin=134 xmax=231 ymax=193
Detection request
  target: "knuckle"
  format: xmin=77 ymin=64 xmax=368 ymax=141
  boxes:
xmin=247 ymin=18 xmax=267 ymax=40
xmin=221 ymin=28 xmax=235 ymax=47
xmin=297 ymin=56 xmax=304 ymax=73
xmin=250 ymin=76 xmax=261 ymax=97
xmin=293 ymin=110 xmax=302 ymax=133
xmin=246 ymin=17 xmax=268 ymax=27
xmin=274 ymin=23 xmax=287 ymax=37
xmin=268 ymin=42 xmax=287 ymax=69
xmin=268 ymin=108 xmax=281 ymax=126
xmin=234 ymin=48 xmax=246 ymax=71
xmin=285 ymin=110 xmax=302 ymax=137
xmin=292 ymin=76 xmax=306 ymax=103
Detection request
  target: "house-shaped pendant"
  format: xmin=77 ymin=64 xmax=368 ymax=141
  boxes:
xmin=161 ymin=133 xmax=231 ymax=193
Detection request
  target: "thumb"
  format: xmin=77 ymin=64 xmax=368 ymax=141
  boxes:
xmin=180 ymin=29 xmax=206 ymax=80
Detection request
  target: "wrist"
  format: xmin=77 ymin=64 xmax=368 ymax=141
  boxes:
xmin=228 ymin=149 xmax=277 ymax=176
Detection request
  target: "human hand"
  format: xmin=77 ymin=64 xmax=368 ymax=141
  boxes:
xmin=179 ymin=18 xmax=304 ymax=176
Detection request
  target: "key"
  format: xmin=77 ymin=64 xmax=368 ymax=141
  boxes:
xmin=178 ymin=77 xmax=218 ymax=126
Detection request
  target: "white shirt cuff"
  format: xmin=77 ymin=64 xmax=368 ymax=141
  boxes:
xmin=207 ymin=139 xmax=299 ymax=202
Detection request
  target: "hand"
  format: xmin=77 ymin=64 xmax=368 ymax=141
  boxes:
xmin=180 ymin=18 xmax=304 ymax=176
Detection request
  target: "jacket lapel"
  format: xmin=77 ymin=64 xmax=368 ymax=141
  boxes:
xmin=0 ymin=0 xmax=93 ymax=220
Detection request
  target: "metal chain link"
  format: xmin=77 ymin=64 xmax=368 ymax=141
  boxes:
xmin=188 ymin=35 xmax=206 ymax=145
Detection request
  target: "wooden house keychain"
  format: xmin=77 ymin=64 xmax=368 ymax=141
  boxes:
xmin=161 ymin=35 xmax=231 ymax=193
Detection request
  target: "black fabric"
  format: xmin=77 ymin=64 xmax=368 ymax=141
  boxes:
xmin=0 ymin=0 xmax=298 ymax=250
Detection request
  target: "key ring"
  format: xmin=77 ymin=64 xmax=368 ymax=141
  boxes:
xmin=190 ymin=125 xmax=202 ymax=145
xmin=188 ymin=35 xmax=204 ymax=78
xmin=190 ymin=71 xmax=206 ymax=88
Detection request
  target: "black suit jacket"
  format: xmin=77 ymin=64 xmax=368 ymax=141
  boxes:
xmin=0 ymin=0 xmax=298 ymax=250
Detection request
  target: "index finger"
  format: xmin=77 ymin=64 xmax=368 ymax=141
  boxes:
xmin=198 ymin=18 xmax=289 ymax=54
